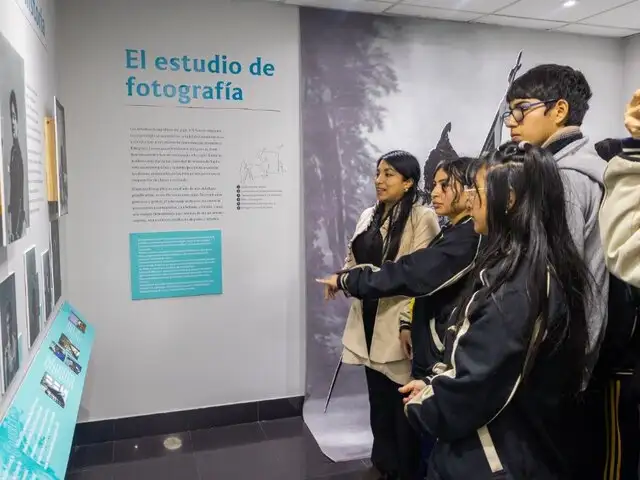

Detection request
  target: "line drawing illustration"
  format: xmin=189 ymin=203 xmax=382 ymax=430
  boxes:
xmin=239 ymin=145 xmax=286 ymax=184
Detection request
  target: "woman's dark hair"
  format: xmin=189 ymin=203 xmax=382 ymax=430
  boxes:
xmin=364 ymin=150 xmax=425 ymax=262
xmin=431 ymin=156 xmax=475 ymax=210
xmin=459 ymin=141 xmax=591 ymax=394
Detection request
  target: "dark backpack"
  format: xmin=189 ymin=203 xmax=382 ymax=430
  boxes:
xmin=592 ymin=274 xmax=640 ymax=390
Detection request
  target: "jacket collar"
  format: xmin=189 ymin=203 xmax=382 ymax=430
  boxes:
xmin=542 ymin=126 xmax=583 ymax=156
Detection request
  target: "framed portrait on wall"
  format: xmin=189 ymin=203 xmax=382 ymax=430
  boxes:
xmin=0 ymin=33 xmax=29 ymax=245
xmin=24 ymin=246 xmax=41 ymax=348
xmin=54 ymin=97 xmax=68 ymax=217
xmin=41 ymin=249 xmax=53 ymax=323
xmin=0 ymin=273 xmax=19 ymax=393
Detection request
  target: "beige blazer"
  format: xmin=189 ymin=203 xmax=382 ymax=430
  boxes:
xmin=341 ymin=203 xmax=440 ymax=385
xmin=600 ymin=152 xmax=640 ymax=288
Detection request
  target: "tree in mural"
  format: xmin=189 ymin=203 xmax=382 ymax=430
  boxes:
xmin=301 ymin=10 xmax=400 ymax=395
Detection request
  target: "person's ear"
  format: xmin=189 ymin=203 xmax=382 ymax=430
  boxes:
xmin=506 ymin=189 xmax=516 ymax=213
xmin=552 ymin=99 xmax=570 ymax=126
xmin=403 ymin=178 xmax=414 ymax=193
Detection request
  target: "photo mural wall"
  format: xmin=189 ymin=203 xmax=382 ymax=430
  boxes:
xmin=300 ymin=7 xmax=623 ymax=461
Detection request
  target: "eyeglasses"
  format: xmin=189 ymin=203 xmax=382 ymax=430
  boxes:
xmin=463 ymin=186 xmax=486 ymax=201
xmin=501 ymin=99 xmax=559 ymax=126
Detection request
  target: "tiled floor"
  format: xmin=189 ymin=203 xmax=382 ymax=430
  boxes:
xmin=66 ymin=417 xmax=372 ymax=479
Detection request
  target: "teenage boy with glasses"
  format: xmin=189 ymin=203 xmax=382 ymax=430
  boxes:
xmin=504 ymin=65 xmax=608 ymax=378
xmin=504 ymin=64 xmax=640 ymax=480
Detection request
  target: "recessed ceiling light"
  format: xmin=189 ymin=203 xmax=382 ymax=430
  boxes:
xmin=563 ymin=0 xmax=578 ymax=7
xmin=163 ymin=436 xmax=183 ymax=451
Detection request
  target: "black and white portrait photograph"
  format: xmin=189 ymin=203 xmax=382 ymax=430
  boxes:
xmin=0 ymin=32 xmax=29 ymax=245
xmin=54 ymin=98 xmax=68 ymax=216
xmin=42 ymin=249 xmax=53 ymax=322
xmin=0 ymin=273 xmax=19 ymax=392
xmin=24 ymin=246 xmax=41 ymax=348
xmin=50 ymin=218 xmax=62 ymax=304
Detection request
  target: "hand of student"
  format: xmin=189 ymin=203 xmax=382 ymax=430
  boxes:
xmin=625 ymin=89 xmax=640 ymax=139
xmin=399 ymin=330 xmax=413 ymax=359
xmin=316 ymin=275 xmax=339 ymax=300
xmin=399 ymin=380 xmax=427 ymax=404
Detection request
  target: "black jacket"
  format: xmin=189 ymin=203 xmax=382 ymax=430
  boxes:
xmin=338 ymin=217 xmax=481 ymax=377
xmin=405 ymin=260 xmax=582 ymax=480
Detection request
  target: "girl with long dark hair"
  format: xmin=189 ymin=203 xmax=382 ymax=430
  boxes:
xmin=322 ymin=150 xmax=439 ymax=480
xmin=401 ymin=142 xmax=592 ymax=479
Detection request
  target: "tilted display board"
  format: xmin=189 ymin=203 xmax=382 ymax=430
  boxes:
xmin=0 ymin=302 xmax=94 ymax=479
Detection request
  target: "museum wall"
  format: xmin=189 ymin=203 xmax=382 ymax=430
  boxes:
xmin=0 ymin=0 xmax=66 ymax=406
xmin=56 ymin=0 xmax=304 ymax=422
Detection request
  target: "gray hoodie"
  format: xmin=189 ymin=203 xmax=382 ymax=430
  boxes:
xmin=545 ymin=128 xmax=609 ymax=378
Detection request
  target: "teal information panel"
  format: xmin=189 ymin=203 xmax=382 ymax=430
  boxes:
xmin=130 ymin=230 xmax=223 ymax=300
xmin=0 ymin=302 xmax=95 ymax=479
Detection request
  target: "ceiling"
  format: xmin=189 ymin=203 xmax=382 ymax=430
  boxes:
xmin=261 ymin=0 xmax=640 ymax=37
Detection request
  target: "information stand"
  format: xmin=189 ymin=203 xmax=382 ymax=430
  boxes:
xmin=0 ymin=302 xmax=94 ymax=479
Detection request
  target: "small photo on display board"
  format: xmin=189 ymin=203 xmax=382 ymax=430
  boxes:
xmin=41 ymin=249 xmax=53 ymax=322
xmin=69 ymin=312 xmax=86 ymax=334
xmin=24 ymin=246 xmax=41 ymax=348
xmin=0 ymin=273 xmax=18 ymax=393
xmin=40 ymin=372 xmax=67 ymax=408
xmin=49 ymin=341 xmax=65 ymax=362
xmin=58 ymin=333 xmax=79 ymax=360
xmin=64 ymin=356 xmax=81 ymax=375
xmin=54 ymin=98 xmax=68 ymax=216
xmin=50 ymin=218 xmax=62 ymax=304
xmin=0 ymin=33 xmax=29 ymax=245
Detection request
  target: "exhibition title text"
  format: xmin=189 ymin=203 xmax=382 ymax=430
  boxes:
xmin=25 ymin=0 xmax=45 ymax=37
xmin=125 ymin=49 xmax=276 ymax=104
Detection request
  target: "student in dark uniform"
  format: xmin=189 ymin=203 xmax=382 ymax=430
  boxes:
xmin=401 ymin=142 xmax=592 ymax=479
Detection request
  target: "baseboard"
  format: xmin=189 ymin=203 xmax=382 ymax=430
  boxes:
xmin=72 ymin=395 xmax=304 ymax=446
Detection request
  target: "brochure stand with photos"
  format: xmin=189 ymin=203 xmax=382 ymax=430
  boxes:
xmin=0 ymin=302 xmax=94 ymax=479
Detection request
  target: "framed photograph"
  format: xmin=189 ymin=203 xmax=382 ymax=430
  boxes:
xmin=50 ymin=218 xmax=61 ymax=304
xmin=24 ymin=246 xmax=41 ymax=348
xmin=41 ymin=249 xmax=53 ymax=323
xmin=0 ymin=33 xmax=29 ymax=245
xmin=54 ymin=98 xmax=68 ymax=216
xmin=0 ymin=273 xmax=18 ymax=392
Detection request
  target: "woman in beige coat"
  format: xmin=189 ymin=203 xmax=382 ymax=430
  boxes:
xmin=600 ymin=89 xmax=640 ymax=288
xmin=323 ymin=150 xmax=439 ymax=480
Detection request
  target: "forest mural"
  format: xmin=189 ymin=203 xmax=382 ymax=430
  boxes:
xmin=301 ymin=9 xmax=459 ymax=401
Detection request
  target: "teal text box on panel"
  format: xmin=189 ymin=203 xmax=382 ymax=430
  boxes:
xmin=130 ymin=230 xmax=223 ymax=300
xmin=0 ymin=302 xmax=95 ymax=479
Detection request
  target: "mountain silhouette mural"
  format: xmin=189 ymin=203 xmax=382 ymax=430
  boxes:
xmin=423 ymin=122 xmax=458 ymax=197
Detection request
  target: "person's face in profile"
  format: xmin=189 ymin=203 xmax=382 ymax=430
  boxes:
xmin=10 ymin=102 xmax=18 ymax=140
xmin=468 ymin=167 xmax=489 ymax=235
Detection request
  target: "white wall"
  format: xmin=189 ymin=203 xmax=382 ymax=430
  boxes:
xmin=56 ymin=0 xmax=303 ymax=422
xmin=0 ymin=0 xmax=60 ymax=406
xmin=623 ymin=35 xmax=640 ymax=107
